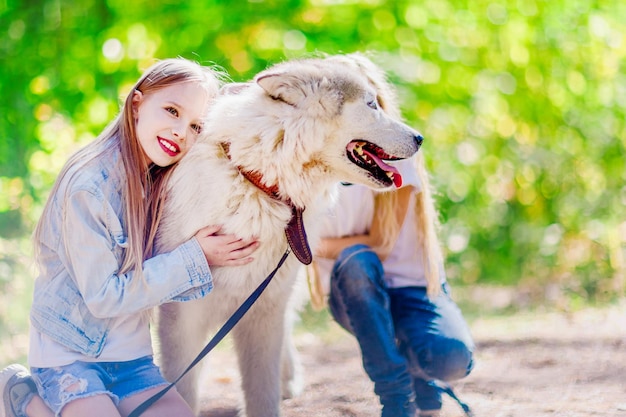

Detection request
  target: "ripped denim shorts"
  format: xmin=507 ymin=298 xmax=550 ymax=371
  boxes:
xmin=31 ymin=356 xmax=168 ymax=416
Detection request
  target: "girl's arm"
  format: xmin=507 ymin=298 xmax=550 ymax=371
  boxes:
xmin=316 ymin=185 xmax=414 ymax=262
xmin=61 ymin=189 xmax=217 ymax=318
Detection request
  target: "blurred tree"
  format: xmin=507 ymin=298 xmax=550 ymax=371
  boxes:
xmin=0 ymin=0 xmax=624 ymax=303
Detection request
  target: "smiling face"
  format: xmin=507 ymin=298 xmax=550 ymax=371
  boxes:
xmin=133 ymin=82 xmax=210 ymax=167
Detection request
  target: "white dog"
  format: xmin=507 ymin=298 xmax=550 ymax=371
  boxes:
xmin=154 ymin=54 xmax=423 ymax=417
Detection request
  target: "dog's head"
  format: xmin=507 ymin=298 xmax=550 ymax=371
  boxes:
xmin=201 ymin=55 xmax=423 ymax=208
xmin=253 ymin=55 xmax=423 ymax=191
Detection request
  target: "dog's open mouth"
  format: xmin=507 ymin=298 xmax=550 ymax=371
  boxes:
xmin=346 ymin=140 xmax=403 ymax=188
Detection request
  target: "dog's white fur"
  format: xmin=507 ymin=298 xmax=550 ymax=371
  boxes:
xmin=154 ymin=54 xmax=422 ymax=417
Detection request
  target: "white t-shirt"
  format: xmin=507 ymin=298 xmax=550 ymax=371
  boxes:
xmin=316 ymin=156 xmax=442 ymax=292
xmin=29 ymin=314 xmax=153 ymax=367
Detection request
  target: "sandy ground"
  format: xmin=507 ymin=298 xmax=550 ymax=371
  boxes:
xmin=195 ymin=304 xmax=626 ymax=417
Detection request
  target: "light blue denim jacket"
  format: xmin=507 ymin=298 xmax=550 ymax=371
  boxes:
xmin=30 ymin=146 xmax=213 ymax=357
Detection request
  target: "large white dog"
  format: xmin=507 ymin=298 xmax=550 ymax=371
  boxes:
xmin=154 ymin=54 xmax=423 ymax=417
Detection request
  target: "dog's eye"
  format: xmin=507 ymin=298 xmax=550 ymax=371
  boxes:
xmin=367 ymin=100 xmax=378 ymax=110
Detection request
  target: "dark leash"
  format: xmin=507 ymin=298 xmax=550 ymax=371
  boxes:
xmin=128 ymin=248 xmax=291 ymax=417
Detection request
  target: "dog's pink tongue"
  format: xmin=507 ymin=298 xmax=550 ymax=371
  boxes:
xmin=364 ymin=151 xmax=403 ymax=188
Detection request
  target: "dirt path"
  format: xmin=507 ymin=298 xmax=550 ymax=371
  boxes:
xmin=197 ymin=304 xmax=626 ymax=417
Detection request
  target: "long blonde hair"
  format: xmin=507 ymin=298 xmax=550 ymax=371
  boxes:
xmin=374 ymin=152 xmax=443 ymax=296
xmin=33 ymin=58 xmax=223 ymax=281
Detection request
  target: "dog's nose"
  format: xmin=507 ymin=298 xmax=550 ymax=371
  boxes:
xmin=415 ymin=134 xmax=424 ymax=147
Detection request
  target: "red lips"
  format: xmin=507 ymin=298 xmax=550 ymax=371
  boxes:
xmin=158 ymin=136 xmax=180 ymax=157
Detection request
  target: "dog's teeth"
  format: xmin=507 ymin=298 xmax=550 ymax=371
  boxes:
xmin=361 ymin=153 xmax=376 ymax=165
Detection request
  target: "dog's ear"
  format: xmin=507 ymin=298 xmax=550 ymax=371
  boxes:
xmin=220 ymin=82 xmax=252 ymax=96
xmin=255 ymin=72 xmax=304 ymax=107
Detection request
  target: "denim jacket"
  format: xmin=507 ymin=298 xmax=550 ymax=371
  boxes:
xmin=30 ymin=147 xmax=213 ymax=357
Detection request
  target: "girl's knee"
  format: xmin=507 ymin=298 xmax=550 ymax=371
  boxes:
xmin=430 ymin=340 xmax=473 ymax=381
xmin=330 ymin=246 xmax=388 ymax=310
xmin=408 ymin=338 xmax=473 ymax=382
xmin=336 ymin=244 xmax=381 ymax=269
xmin=333 ymin=245 xmax=383 ymax=286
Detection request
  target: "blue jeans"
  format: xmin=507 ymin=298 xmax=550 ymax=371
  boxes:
xmin=328 ymin=245 xmax=474 ymax=416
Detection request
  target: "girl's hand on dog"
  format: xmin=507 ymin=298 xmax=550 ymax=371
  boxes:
xmin=194 ymin=225 xmax=259 ymax=266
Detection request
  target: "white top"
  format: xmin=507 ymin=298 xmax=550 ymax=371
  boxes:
xmin=316 ymin=156 xmax=443 ymax=292
xmin=29 ymin=315 xmax=152 ymax=367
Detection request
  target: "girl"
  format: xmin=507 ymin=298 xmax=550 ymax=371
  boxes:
xmin=311 ymin=151 xmax=475 ymax=417
xmin=0 ymin=58 xmax=259 ymax=417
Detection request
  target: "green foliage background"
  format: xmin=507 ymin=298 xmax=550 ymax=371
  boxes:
xmin=0 ymin=0 xmax=625 ymax=342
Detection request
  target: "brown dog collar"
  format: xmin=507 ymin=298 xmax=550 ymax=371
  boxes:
xmin=220 ymin=142 xmax=312 ymax=265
